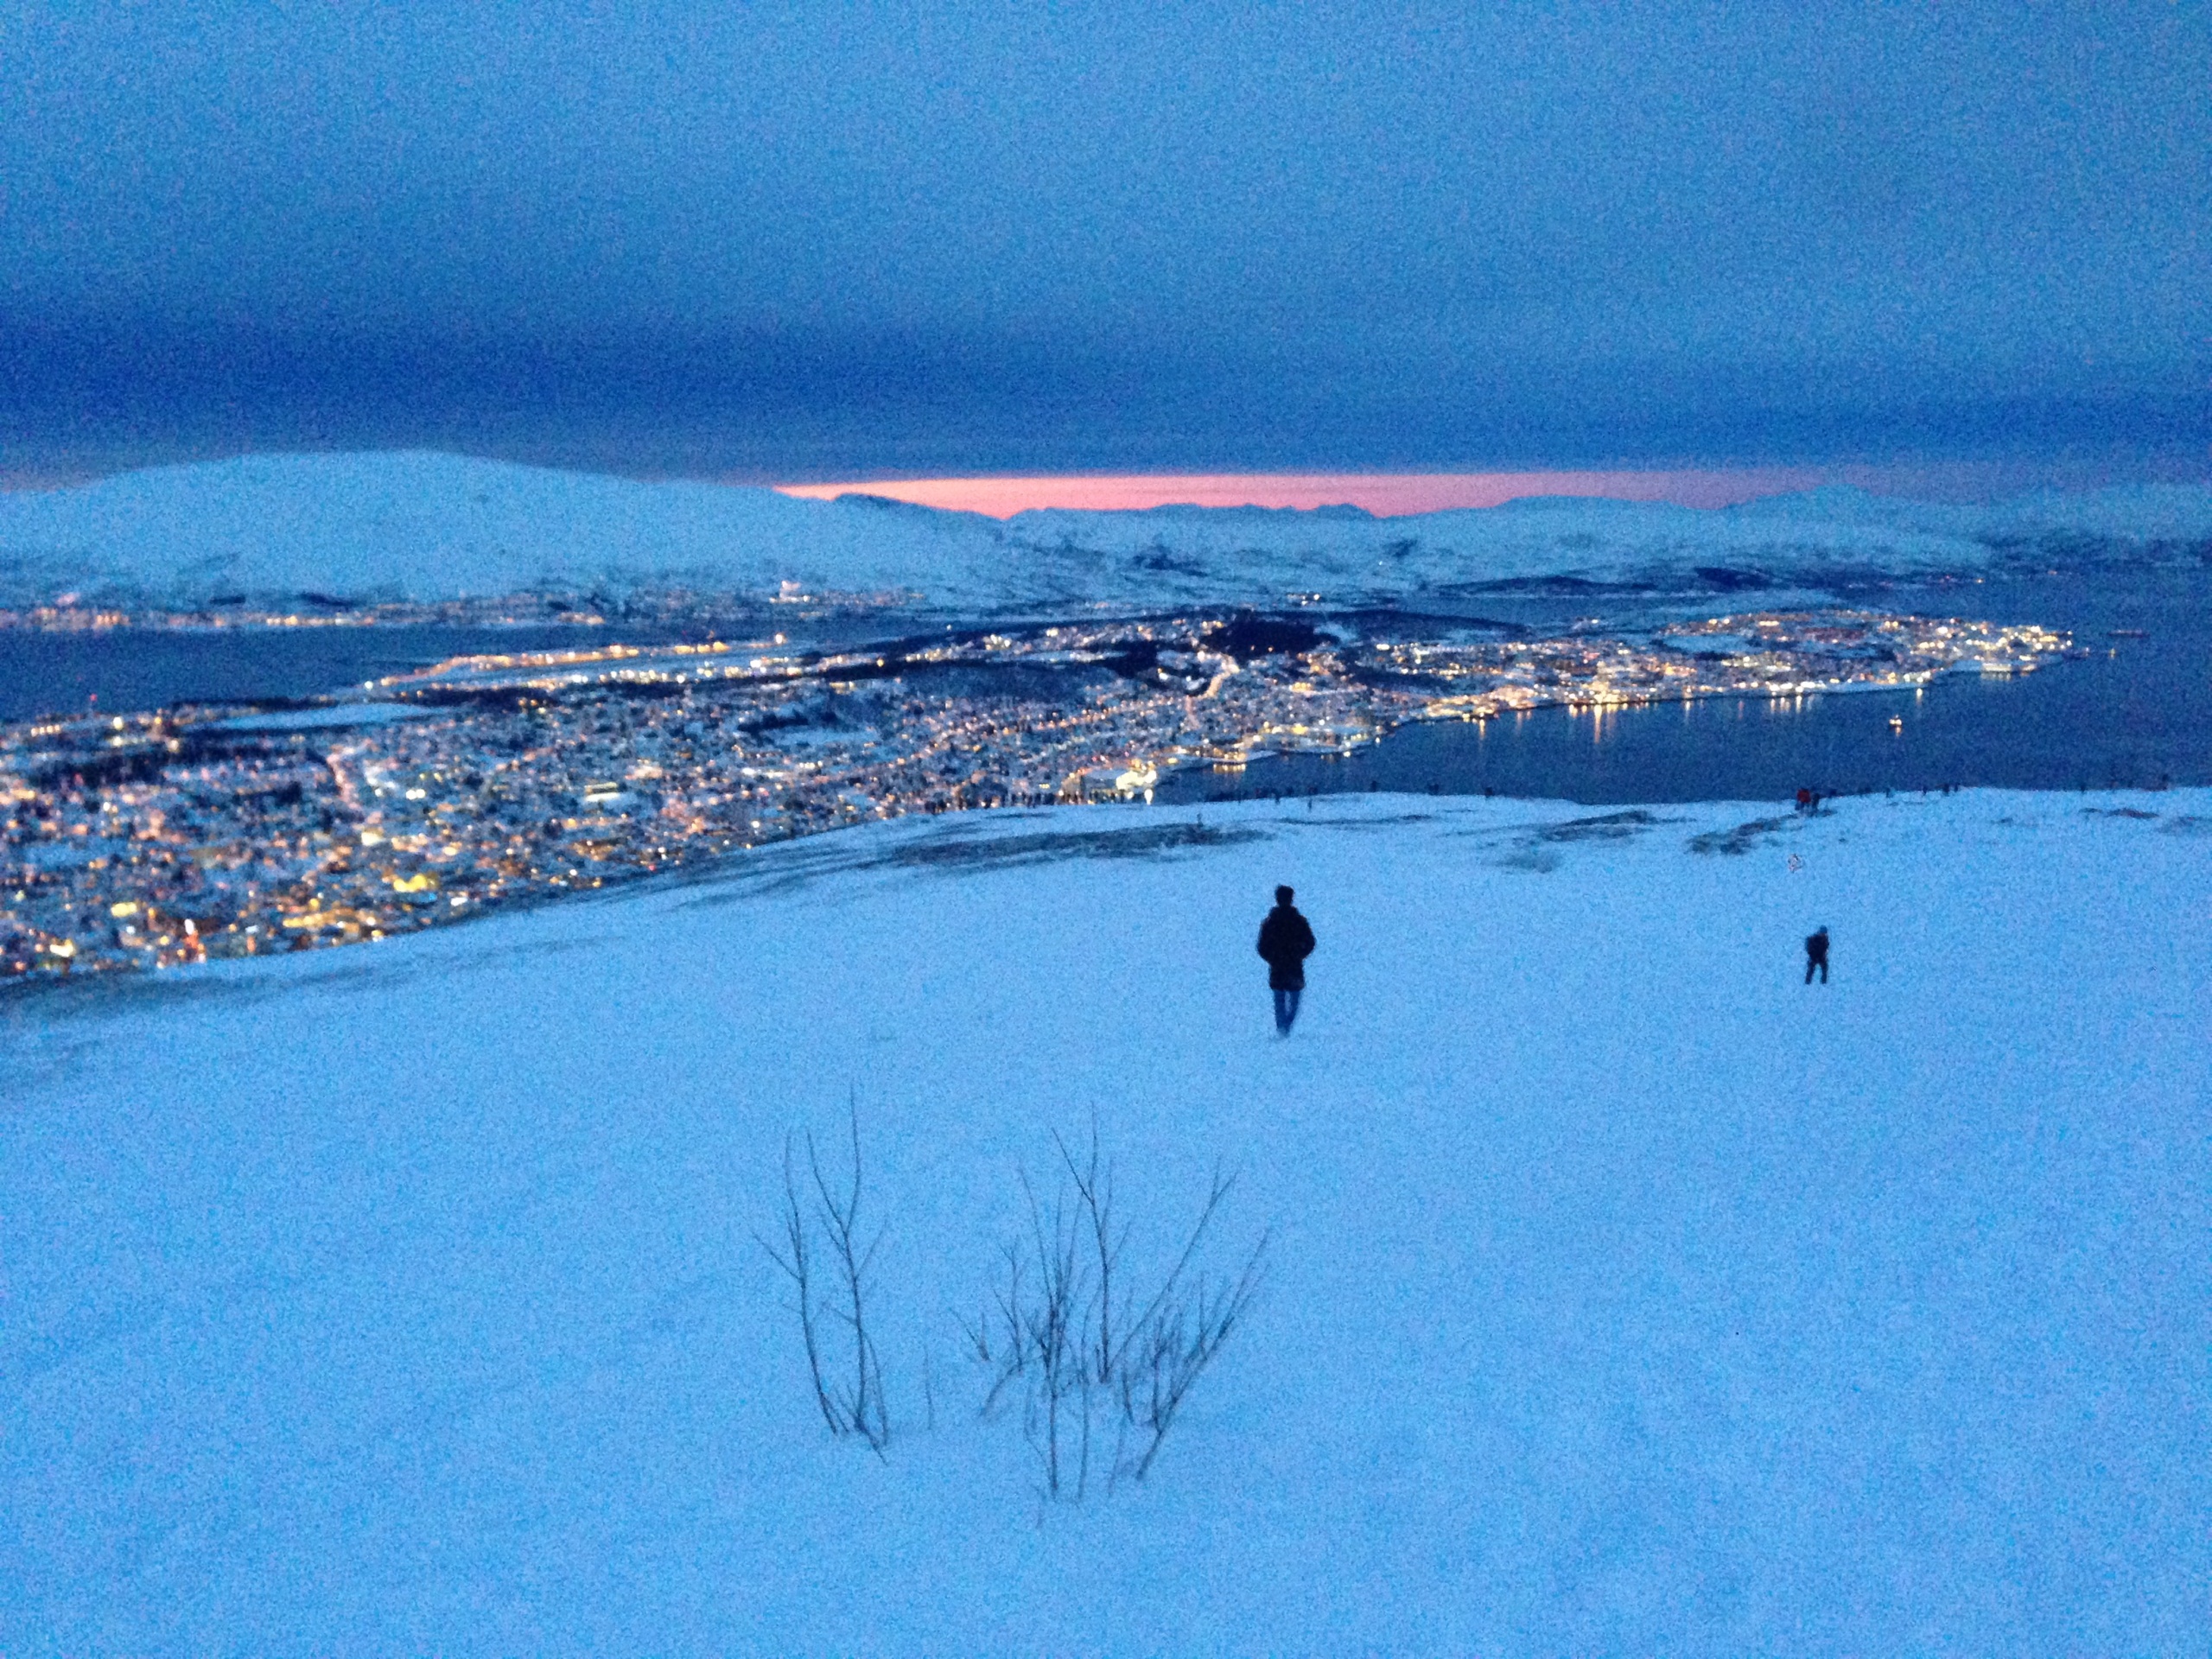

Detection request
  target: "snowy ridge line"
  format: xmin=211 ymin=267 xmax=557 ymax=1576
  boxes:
xmin=5 ymin=785 xmax=2199 ymax=1008
xmin=2 ymin=451 xmax=2209 ymax=613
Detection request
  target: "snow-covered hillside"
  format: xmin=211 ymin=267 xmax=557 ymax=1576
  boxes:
xmin=3 ymin=790 xmax=2205 ymax=1651
xmin=3 ymin=451 xmax=2209 ymax=614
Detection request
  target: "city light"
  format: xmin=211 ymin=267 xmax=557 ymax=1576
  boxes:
xmin=0 ymin=607 xmax=2071 ymax=978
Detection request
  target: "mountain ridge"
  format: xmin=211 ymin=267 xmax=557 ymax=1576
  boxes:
xmin=3 ymin=450 xmax=2208 ymax=613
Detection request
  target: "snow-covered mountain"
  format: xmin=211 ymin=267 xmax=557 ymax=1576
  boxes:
xmin=3 ymin=450 xmax=2209 ymax=614
xmin=3 ymin=789 xmax=2205 ymax=1649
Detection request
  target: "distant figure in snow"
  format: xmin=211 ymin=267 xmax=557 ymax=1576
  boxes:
xmin=1804 ymin=925 xmax=1830 ymax=984
xmin=1257 ymin=886 xmax=1317 ymax=1036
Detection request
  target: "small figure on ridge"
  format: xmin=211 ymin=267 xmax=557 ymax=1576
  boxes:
xmin=1257 ymin=885 xmax=1316 ymax=1036
xmin=1804 ymin=925 xmax=1830 ymax=984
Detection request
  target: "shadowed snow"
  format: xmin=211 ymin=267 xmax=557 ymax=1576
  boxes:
xmin=2 ymin=790 xmax=2206 ymax=1652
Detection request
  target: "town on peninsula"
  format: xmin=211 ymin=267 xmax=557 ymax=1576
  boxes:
xmin=2 ymin=603 xmax=2070 ymax=978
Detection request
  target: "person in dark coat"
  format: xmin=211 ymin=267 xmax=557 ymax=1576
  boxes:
xmin=1804 ymin=925 xmax=1830 ymax=984
xmin=1257 ymin=885 xmax=1317 ymax=1034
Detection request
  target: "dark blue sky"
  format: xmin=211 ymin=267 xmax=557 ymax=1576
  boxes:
xmin=3 ymin=2 xmax=2207 ymax=480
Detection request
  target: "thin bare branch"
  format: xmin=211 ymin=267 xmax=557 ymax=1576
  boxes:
xmin=975 ymin=1127 xmax=1267 ymax=1500
xmin=762 ymin=1106 xmax=889 ymax=1455
xmin=753 ymin=1133 xmax=843 ymax=1435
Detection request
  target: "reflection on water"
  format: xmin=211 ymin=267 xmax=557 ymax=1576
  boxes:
xmin=1159 ymin=569 xmax=2212 ymax=804
xmin=3 ymin=566 xmax=2205 ymax=804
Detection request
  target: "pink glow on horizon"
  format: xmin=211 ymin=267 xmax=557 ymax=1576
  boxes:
xmin=773 ymin=468 xmax=1840 ymax=518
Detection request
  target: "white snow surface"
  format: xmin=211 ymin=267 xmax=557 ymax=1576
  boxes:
xmin=3 ymin=790 xmax=2208 ymax=1652
xmin=4 ymin=451 xmax=2211 ymax=613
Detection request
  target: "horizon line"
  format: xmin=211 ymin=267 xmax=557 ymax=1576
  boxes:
xmin=8 ymin=451 xmax=2197 ymax=506
xmin=769 ymin=464 xmax=2079 ymax=518
xmin=772 ymin=468 xmax=1847 ymax=518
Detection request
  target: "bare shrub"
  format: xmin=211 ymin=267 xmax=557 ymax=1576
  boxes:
xmin=756 ymin=1103 xmax=889 ymax=1455
xmin=963 ymin=1122 xmax=1268 ymax=1499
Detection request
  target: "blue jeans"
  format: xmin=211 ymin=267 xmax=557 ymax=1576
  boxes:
xmin=1273 ymin=987 xmax=1302 ymax=1033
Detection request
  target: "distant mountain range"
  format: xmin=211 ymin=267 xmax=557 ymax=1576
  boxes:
xmin=3 ymin=451 xmax=2209 ymax=615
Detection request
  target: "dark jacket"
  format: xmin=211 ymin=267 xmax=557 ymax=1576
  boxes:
xmin=1805 ymin=931 xmax=1829 ymax=963
xmin=1257 ymin=905 xmax=1317 ymax=990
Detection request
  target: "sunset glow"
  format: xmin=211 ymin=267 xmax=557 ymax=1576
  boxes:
xmin=773 ymin=469 xmax=1839 ymax=518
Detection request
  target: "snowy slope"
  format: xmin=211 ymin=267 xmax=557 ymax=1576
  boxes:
xmin=3 ymin=450 xmax=2209 ymax=613
xmin=0 ymin=453 xmax=1006 ymax=609
xmin=3 ymin=790 xmax=2206 ymax=1652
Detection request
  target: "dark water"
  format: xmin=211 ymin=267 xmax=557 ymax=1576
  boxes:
xmin=4 ymin=569 xmax=2206 ymax=802
xmin=0 ymin=620 xmax=830 ymax=720
xmin=1159 ymin=568 xmax=2212 ymax=805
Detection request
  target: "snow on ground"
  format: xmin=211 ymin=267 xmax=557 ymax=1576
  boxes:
xmin=2 ymin=789 xmax=2207 ymax=1652
xmin=4 ymin=450 xmax=2211 ymax=613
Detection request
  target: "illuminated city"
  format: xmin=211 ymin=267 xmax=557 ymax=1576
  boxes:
xmin=0 ymin=606 xmax=2071 ymax=977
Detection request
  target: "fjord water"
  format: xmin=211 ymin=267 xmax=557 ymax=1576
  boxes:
xmin=1164 ymin=567 xmax=2212 ymax=805
xmin=3 ymin=565 xmax=2206 ymax=802
xmin=0 ymin=623 xmax=667 ymax=721
xmin=0 ymin=618 xmax=863 ymax=721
